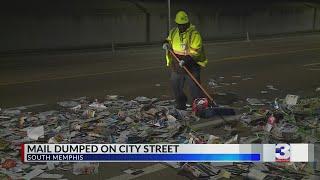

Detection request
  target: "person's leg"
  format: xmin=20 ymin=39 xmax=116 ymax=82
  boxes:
xmin=170 ymin=71 xmax=187 ymax=109
xmin=186 ymin=67 xmax=203 ymax=102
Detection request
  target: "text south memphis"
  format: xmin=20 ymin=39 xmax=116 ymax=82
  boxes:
xmin=27 ymin=154 xmax=84 ymax=161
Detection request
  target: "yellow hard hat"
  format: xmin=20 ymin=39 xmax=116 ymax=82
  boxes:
xmin=175 ymin=11 xmax=189 ymax=24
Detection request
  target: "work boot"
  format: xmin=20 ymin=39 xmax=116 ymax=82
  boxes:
xmin=175 ymin=94 xmax=187 ymax=110
xmin=175 ymin=104 xmax=187 ymax=110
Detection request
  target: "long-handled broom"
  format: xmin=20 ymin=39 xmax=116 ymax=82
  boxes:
xmin=166 ymin=48 xmax=235 ymax=118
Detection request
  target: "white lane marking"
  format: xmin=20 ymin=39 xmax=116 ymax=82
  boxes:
xmin=303 ymin=62 xmax=320 ymax=67
xmin=0 ymin=66 xmax=161 ymax=86
xmin=106 ymin=163 xmax=168 ymax=180
xmin=303 ymin=62 xmax=320 ymax=71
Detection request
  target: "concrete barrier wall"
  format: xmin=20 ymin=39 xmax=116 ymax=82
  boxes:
xmin=0 ymin=1 xmax=319 ymax=53
xmin=188 ymin=6 xmax=316 ymax=39
xmin=0 ymin=14 xmax=147 ymax=51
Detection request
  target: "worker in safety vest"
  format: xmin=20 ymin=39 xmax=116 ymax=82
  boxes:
xmin=163 ymin=10 xmax=208 ymax=110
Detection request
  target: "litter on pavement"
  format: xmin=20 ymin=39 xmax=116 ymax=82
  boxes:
xmin=0 ymin=89 xmax=319 ymax=179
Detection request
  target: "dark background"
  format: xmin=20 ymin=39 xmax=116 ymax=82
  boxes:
xmin=1 ymin=0 xmax=320 ymax=55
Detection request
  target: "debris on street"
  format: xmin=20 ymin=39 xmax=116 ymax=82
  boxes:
xmin=0 ymin=91 xmax=319 ymax=179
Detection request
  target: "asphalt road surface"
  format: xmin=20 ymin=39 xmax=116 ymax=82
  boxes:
xmin=1 ymin=34 xmax=320 ymax=179
xmin=1 ymin=34 xmax=320 ymax=108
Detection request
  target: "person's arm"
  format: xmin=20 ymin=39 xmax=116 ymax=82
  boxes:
xmin=189 ymin=31 xmax=202 ymax=62
xmin=164 ymin=29 xmax=174 ymax=67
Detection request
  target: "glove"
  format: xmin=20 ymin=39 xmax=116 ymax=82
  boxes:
xmin=179 ymin=60 xmax=185 ymax=67
xmin=182 ymin=55 xmax=195 ymax=67
xmin=162 ymin=43 xmax=170 ymax=51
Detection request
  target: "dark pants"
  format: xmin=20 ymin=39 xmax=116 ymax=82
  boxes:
xmin=170 ymin=66 xmax=203 ymax=109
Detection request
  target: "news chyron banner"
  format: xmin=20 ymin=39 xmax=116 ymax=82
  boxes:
xmin=22 ymin=144 xmax=315 ymax=162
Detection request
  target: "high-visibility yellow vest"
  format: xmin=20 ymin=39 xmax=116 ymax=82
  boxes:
xmin=166 ymin=24 xmax=208 ymax=67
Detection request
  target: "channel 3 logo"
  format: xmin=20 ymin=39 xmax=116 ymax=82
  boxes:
xmin=275 ymin=144 xmax=290 ymax=162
